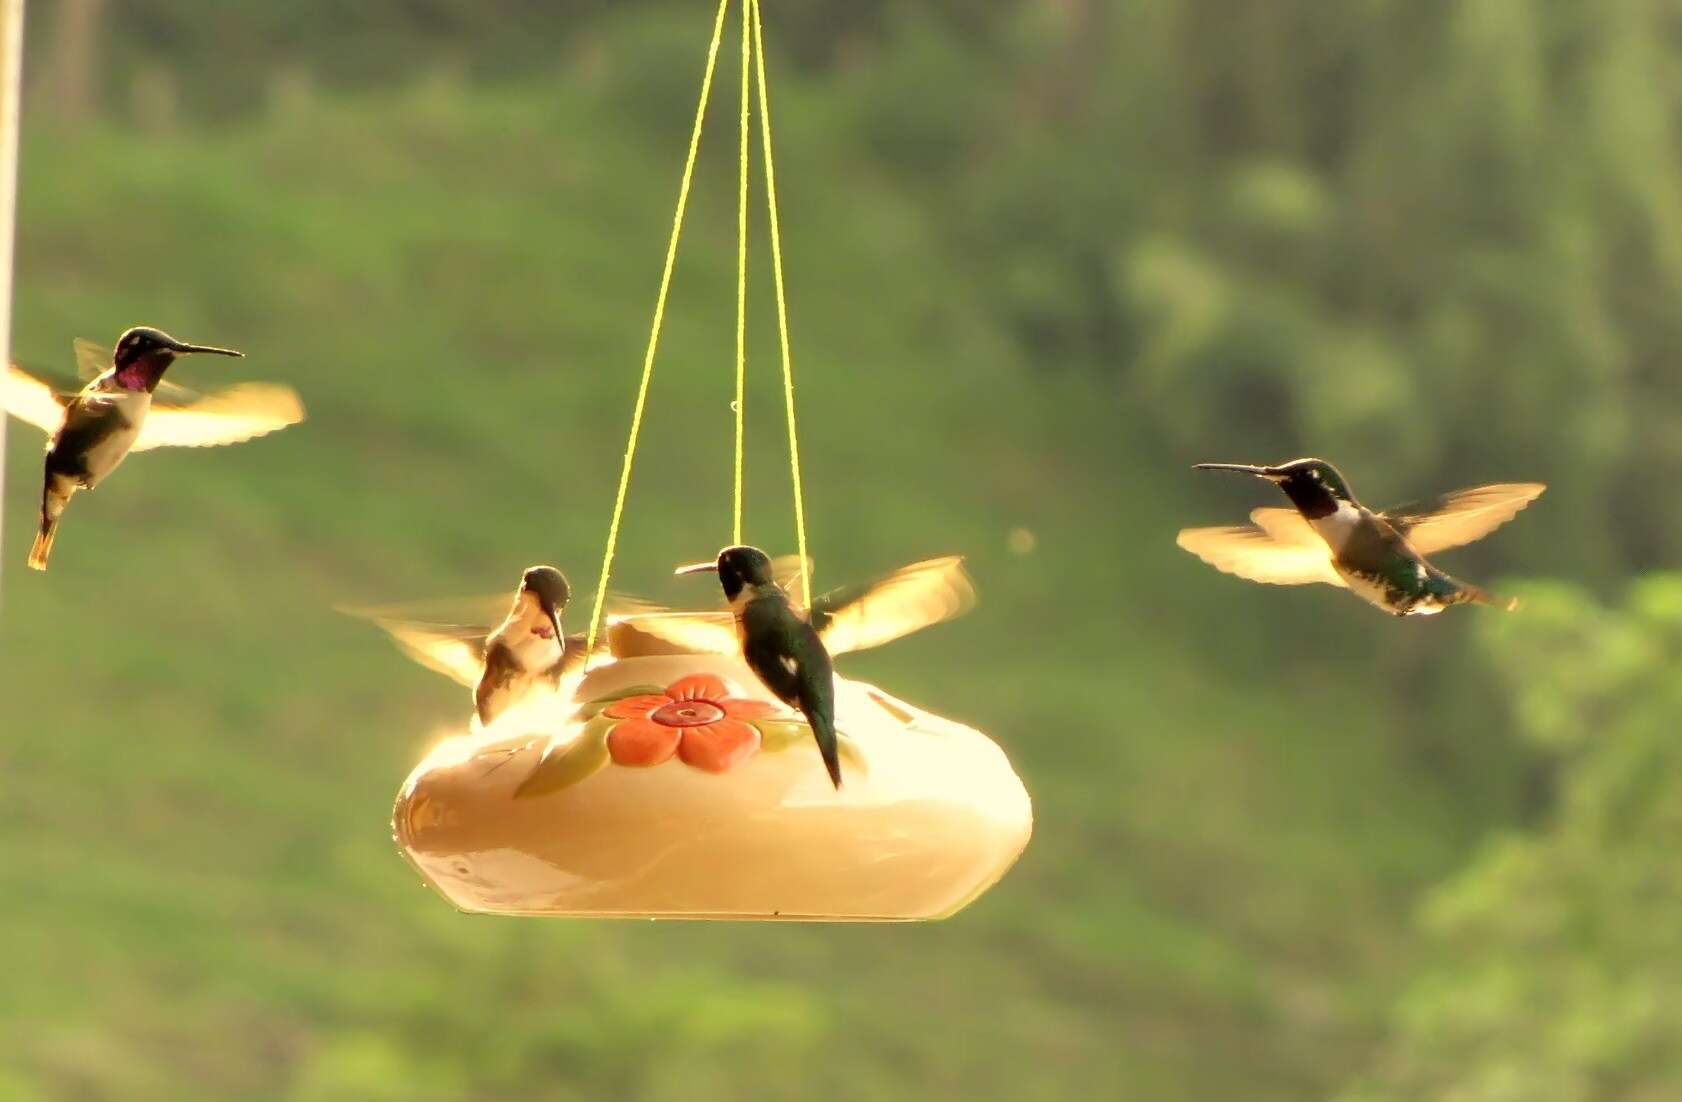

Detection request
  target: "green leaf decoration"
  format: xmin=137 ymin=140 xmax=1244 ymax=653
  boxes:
xmin=513 ymin=716 xmax=614 ymax=798
xmin=751 ymin=717 xmax=811 ymax=753
xmin=748 ymin=717 xmax=869 ymax=778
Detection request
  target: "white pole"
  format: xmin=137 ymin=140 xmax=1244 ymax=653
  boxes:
xmin=0 ymin=0 xmax=22 ymax=604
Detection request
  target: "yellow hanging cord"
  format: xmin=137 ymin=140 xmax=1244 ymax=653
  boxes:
xmin=585 ymin=0 xmax=731 ymax=656
xmin=732 ymin=0 xmax=750 ymax=546
xmin=749 ymin=0 xmax=812 ymax=606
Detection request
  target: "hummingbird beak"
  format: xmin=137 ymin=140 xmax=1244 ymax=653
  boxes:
xmin=1192 ymin=462 xmax=1284 ymax=481
xmin=169 ymin=341 xmax=244 ymax=358
xmin=520 ymin=582 xmax=566 ymax=640
xmin=673 ymin=561 xmax=718 ymax=576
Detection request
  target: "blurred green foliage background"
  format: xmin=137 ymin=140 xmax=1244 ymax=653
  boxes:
xmin=3 ymin=1 xmax=1680 ymax=1098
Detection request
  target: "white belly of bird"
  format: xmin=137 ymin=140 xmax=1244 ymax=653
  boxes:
xmin=82 ymin=391 xmax=149 ymax=487
xmin=504 ymin=626 xmax=563 ymax=671
xmin=1309 ymin=499 xmax=1365 ymax=552
xmin=1330 ymin=566 xmax=1398 ymax=613
xmin=1333 ymin=556 xmax=1446 ymax=616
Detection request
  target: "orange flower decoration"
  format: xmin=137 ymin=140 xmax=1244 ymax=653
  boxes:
xmin=604 ymin=674 xmax=778 ymax=774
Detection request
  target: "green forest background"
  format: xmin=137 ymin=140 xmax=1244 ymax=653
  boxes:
xmin=3 ymin=1 xmax=1681 ymax=1098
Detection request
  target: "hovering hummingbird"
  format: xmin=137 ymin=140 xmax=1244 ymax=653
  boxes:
xmin=1177 ymin=458 xmax=1544 ymax=616
xmin=665 ymin=547 xmax=977 ymax=788
xmin=345 ymin=566 xmax=616 ymax=730
xmin=2 ymin=327 xmax=305 ymax=570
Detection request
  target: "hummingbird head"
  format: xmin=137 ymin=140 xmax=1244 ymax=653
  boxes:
xmin=1193 ymin=457 xmax=1355 ymax=519
xmin=519 ymin=565 xmax=571 ymax=640
xmin=112 ymin=326 xmax=244 ymax=391
xmin=674 ymin=545 xmax=775 ymax=602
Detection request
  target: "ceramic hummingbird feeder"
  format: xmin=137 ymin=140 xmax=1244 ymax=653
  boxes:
xmin=389 ymin=0 xmax=1033 ymax=920
xmin=392 ymin=620 xmax=1033 ymax=920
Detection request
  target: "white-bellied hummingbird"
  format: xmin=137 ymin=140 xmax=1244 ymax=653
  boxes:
xmin=1178 ymin=458 xmax=1544 ymax=616
xmin=667 ymin=546 xmax=977 ymax=787
xmin=2 ymin=327 xmax=304 ymax=570
xmin=345 ymin=566 xmax=611 ymax=731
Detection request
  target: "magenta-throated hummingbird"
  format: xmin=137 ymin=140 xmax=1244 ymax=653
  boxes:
xmin=2 ymin=327 xmax=304 ymax=570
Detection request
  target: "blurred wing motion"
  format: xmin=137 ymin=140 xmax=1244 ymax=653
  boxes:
xmin=1382 ymin=483 xmax=1546 ymax=556
xmin=771 ymin=553 xmax=813 ymax=600
xmin=72 ymin=338 xmax=109 ymax=381
xmin=365 ymin=618 xmax=491 ymax=687
xmin=809 ymin=555 xmax=977 ymax=656
xmin=620 ymin=611 xmax=738 ymax=655
xmin=1248 ymin=506 xmax=1319 ymax=547
xmin=132 ymin=383 xmax=306 ymax=451
xmin=74 ymin=338 xmax=196 ymax=402
xmin=629 ymin=556 xmax=977 ymax=658
xmin=613 ymin=553 xmax=811 ymax=656
xmin=2 ymin=364 xmax=70 ymax=434
xmin=342 ymin=591 xmax=654 ymax=684
xmin=1177 ymin=508 xmax=1345 ymax=587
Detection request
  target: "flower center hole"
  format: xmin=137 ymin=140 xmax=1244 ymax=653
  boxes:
xmin=651 ymin=699 xmax=727 ymax=728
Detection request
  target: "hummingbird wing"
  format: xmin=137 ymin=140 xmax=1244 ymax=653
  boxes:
xmin=1 ymin=364 xmax=71 ymax=434
xmin=1176 ymin=520 xmax=1346 ymax=587
xmin=74 ymin=338 xmax=197 ymax=401
xmin=807 ymin=555 xmax=977 ymax=656
xmin=770 ymin=553 xmax=813 ymax=598
xmin=72 ymin=338 xmax=109 ymax=381
xmin=345 ymin=590 xmax=654 ymax=630
xmin=1382 ymin=483 xmax=1546 ymax=555
xmin=366 ymin=620 xmax=490 ymax=687
xmin=1248 ymin=506 xmax=1324 ymax=547
xmin=130 ymin=383 xmax=306 ymax=451
xmin=342 ymin=591 xmax=649 ymax=684
xmin=557 ymin=633 xmax=600 ymax=677
xmin=623 ymin=558 xmax=975 ymax=659
xmin=616 ymin=611 xmax=740 ymax=654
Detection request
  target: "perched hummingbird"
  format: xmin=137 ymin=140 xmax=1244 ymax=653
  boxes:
xmin=2 ymin=327 xmax=304 ymax=570
xmin=1177 ymin=458 xmax=1544 ymax=616
xmin=667 ymin=547 xmax=977 ymax=787
xmin=346 ymin=566 xmax=612 ymax=730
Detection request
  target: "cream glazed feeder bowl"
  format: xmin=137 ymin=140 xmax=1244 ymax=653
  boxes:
xmin=392 ymin=625 xmax=1033 ymax=921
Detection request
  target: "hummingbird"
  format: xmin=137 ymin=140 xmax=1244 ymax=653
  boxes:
xmin=345 ymin=566 xmax=613 ymax=730
xmin=2 ymin=327 xmax=304 ymax=570
xmin=666 ymin=547 xmax=977 ymax=787
xmin=1177 ymin=458 xmax=1544 ymax=616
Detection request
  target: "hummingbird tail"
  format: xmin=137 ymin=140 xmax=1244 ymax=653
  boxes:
xmin=30 ymin=474 xmax=70 ymax=571
xmin=27 ymin=519 xmax=56 ymax=571
xmin=1456 ymin=583 xmax=1519 ymax=612
xmin=811 ymin=711 xmax=842 ymax=789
